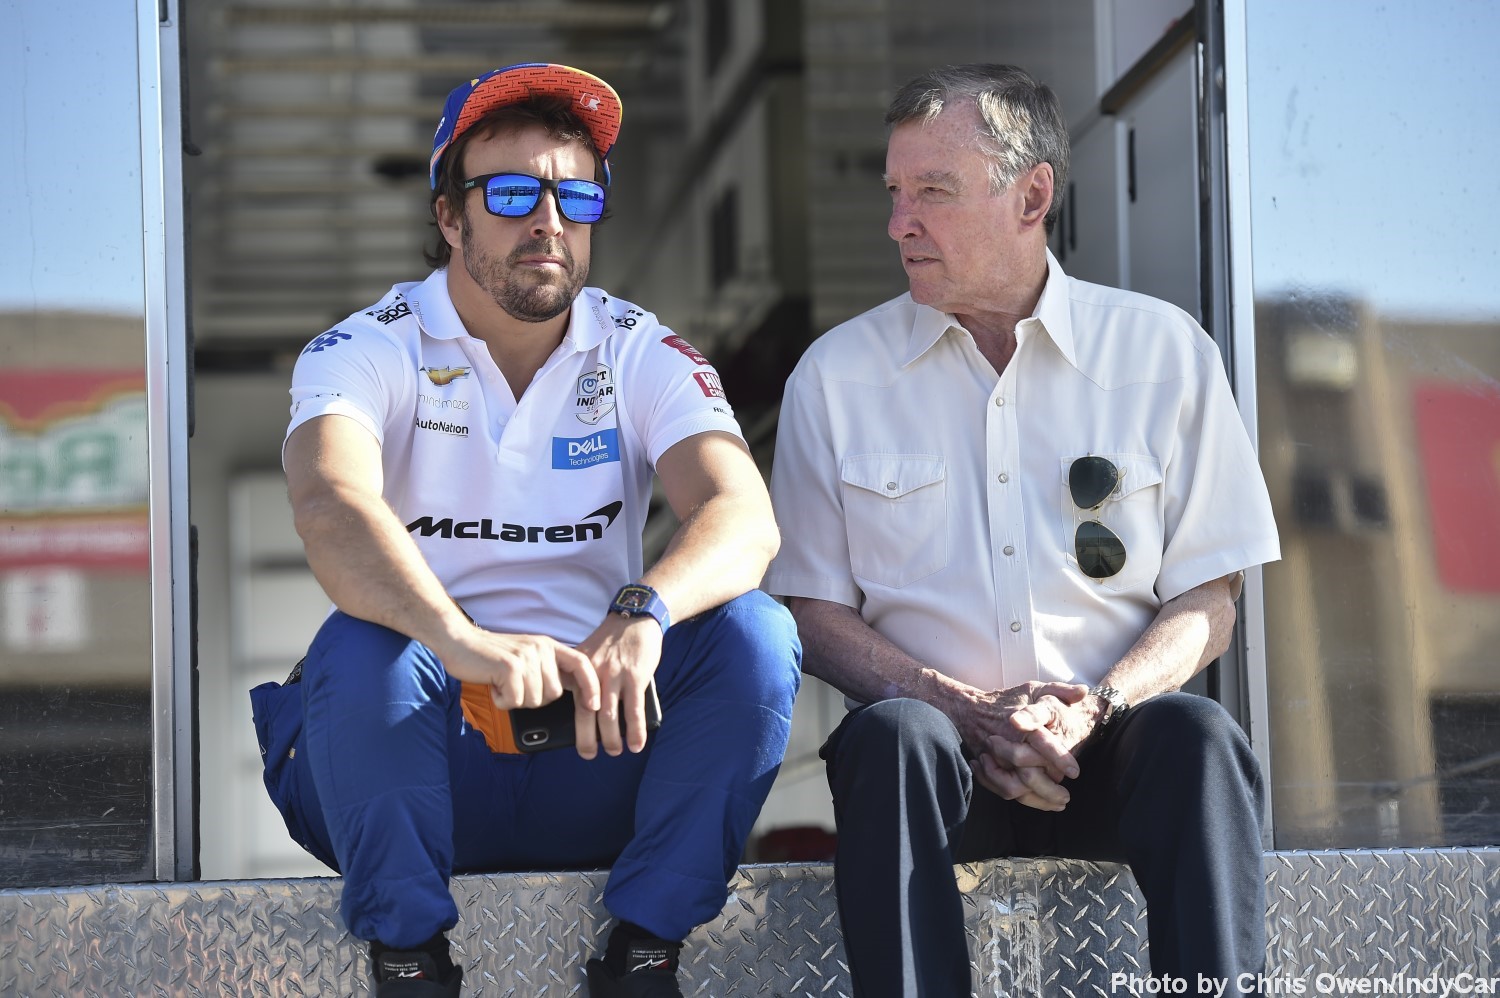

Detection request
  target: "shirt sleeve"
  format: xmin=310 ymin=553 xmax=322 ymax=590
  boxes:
xmin=624 ymin=326 xmax=745 ymax=466
xmin=1156 ymin=338 xmax=1282 ymax=602
xmin=763 ymin=362 xmax=863 ymax=608
xmin=283 ymin=324 xmax=400 ymax=464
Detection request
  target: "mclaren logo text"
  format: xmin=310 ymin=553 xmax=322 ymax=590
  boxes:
xmin=406 ymin=501 xmax=623 ymax=544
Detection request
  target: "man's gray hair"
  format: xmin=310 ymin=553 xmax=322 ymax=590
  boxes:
xmin=886 ymin=64 xmax=1070 ymax=233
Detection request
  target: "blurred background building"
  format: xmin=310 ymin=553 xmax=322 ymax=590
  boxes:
xmin=2 ymin=0 xmax=1496 ymax=888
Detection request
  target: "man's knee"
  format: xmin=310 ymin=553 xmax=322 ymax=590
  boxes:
xmin=677 ymin=590 xmax=803 ymax=711
xmin=1117 ymin=693 xmax=1263 ymax=804
xmin=712 ymin=589 xmax=801 ymax=657
xmin=831 ymin=699 xmax=962 ymax=770
xmin=1129 ymin=693 xmax=1250 ymax=754
xmin=826 ymin=699 xmax=968 ymax=820
xmin=302 ymin=611 xmax=449 ymax=702
xmin=307 ymin=611 xmax=405 ymax=667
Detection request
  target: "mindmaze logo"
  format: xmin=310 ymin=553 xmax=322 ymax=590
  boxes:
xmin=418 ymin=393 xmax=469 ymax=410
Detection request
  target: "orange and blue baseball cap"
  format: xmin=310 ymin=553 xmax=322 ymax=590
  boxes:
xmin=429 ymin=63 xmax=623 ymax=188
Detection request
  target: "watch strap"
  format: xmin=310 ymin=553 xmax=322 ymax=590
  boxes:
xmin=1088 ymin=685 xmax=1130 ymax=727
xmin=609 ymin=583 xmax=670 ymax=632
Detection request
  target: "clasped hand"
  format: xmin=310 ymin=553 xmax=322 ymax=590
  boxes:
xmin=960 ymin=681 xmax=1096 ymax=812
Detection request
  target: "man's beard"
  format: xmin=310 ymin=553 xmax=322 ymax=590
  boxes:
xmin=460 ymin=213 xmax=588 ymax=323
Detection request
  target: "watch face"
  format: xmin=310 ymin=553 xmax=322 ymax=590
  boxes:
xmin=616 ymin=587 xmax=652 ymax=611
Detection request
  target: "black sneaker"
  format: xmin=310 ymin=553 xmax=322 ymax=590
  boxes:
xmin=585 ymin=936 xmax=684 ymax=997
xmin=371 ymin=944 xmax=464 ymax=997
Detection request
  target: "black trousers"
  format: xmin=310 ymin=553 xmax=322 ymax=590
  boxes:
xmin=821 ymin=693 xmax=1267 ymax=997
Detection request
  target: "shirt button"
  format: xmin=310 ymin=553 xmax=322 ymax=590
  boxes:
xmin=997 ymin=473 xmax=1009 ymax=483
xmin=994 ymin=397 xmax=1004 ymax=406
xmin=1010 ymin=621 xmax=1022 ymax=632
xmin=1003 ymin=545 xmax=1015 ymax=556
xmin=886 ymin=482 xmax=898 ymax=492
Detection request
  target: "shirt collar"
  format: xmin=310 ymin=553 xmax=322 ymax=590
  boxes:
xmin=1027 ymin=249 xmax=1077 ymax=368
xmin=902 ymin=294 xmax=953 ymax=367
xmin=405 ymin=270 xmax=611 ymax=354
xmin=405 ymin=270 xmax=468 ymax=340
xmin=900 ymin=249 xmax=1077 ymax=369
xmin=566 ymin=288 xmax=612 ymax=353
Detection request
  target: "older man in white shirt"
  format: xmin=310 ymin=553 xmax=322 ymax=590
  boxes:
xmin=765 ymin=64 xmax=1280 ymax=997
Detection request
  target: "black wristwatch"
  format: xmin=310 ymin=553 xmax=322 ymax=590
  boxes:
xmin=1088 ymin=685 xmax=1130 ymax=727
xmin=608 ymin=583 xmax=670 ymax=633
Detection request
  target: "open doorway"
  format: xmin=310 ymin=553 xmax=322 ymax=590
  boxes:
xmin=182 ymin=0 xmax=1208 ymax=879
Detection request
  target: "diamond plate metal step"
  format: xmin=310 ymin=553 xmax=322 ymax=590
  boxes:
xmin=1 ymin=851 xmax=1496 ymax=996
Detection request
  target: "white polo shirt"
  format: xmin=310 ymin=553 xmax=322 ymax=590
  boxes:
xmin=286 ymin=270 xmax=742 ymax=645
xmin=765 ymin=251 xmax=1280 ymax=693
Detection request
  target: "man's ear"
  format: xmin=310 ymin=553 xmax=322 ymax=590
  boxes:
xmin=1019 ymin=162 xmax=1055 ymax=228
xmin=436 ymin=195 xmax=463 ymax=251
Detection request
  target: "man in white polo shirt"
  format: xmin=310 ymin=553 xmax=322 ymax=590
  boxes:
xmin=251 ymin=64 xmax=800 ymax=998
xmin=765 ymin=65 xmax=1280 ymax=996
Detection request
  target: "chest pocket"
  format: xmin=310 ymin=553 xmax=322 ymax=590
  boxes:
xmin=1059 ymin=453 xmax=1164 ymax=593
xmin=839 ymin=454 xmax=948 ymax=589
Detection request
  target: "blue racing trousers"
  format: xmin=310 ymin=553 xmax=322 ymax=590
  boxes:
xmin=250 ymin=590 xmax=801 ymax=949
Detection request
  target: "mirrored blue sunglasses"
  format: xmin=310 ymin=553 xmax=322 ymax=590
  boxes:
xmin=461 ymin=172 xmax=607 ymax=224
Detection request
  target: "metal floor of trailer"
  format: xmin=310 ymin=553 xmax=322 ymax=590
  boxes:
xmin=2 ymin=850 xmax=1497 ymax=996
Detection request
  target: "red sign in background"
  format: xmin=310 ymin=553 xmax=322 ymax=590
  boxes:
xmin=0 ymin=370 xmax=150 ymax=572
xmin=1412 ymin=383 xmax=1500 ymax=593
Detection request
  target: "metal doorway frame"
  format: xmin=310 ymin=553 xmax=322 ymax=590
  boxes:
xmin=139 ymin=0 xmax=193 ymax=881
xmin=1202 ymin=0 xmax=1275 ymax=843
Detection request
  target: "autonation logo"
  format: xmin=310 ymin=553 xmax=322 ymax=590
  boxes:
xmin=552 ymin=428 xmax=620 ymax=469
xmin=416 ymin=417 xmax=469 ymax=437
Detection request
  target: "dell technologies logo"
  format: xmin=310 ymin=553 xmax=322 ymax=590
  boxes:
xmin=552 ymin=429 xmax=620 ymax=469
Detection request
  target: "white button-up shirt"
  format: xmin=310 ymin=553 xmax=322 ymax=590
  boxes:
xmin=764 ymin=252 xmax=1280 ymax=693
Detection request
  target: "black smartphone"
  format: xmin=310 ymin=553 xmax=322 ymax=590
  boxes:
xmin=509 ymin=684 xmax=663 ymax=753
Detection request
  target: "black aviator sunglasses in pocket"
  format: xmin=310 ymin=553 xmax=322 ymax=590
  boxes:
xmin=1069 ymin=455 xmax=1128 ymax=580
